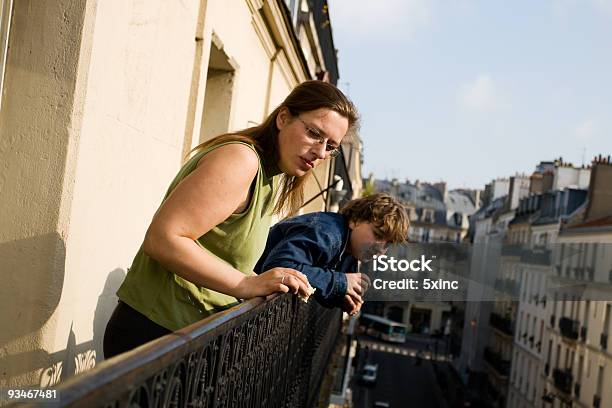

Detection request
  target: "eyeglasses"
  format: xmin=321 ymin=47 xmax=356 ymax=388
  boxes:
xmin=296 ymin=116 xmax=341 ymax=158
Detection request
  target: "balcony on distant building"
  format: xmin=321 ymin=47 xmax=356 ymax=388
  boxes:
xmin=520 ymin=248 xmax=551 ymax=266
xmin=559 ymin=317 xmax=579 ymax=341
xmin=501 ymin=244 xmax=524 ymax=257
xmin=552 ymin=368 xmax=573 ymax=394
xmin=483 ymin=347 xmax=511 ymax=378
xmin=489 ymin=313 xmax=514 ymax=337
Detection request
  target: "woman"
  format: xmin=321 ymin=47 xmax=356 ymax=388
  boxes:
xmin=103 ymin=80 xmax=359 ymax=358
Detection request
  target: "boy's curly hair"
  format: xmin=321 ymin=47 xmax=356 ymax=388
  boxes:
xmin=339 ymin=193 xmax=409 ymax=243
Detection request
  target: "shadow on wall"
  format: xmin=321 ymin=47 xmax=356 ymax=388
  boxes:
xmin=93 ymin=268 xmax=126 ymax=362
xmin=39 ymin=267 xmax=125 ymax=386
xmin=0 ymin=233 xmax=66 ymax=386
xmin=0 ymin=250 xmax=126 ymax=387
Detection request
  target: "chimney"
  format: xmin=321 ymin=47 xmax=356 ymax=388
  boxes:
xmin=433 ymin=181 xmax=448 ymax=203
xmin=530 ymin=171 xmax=544 ymax=194
xmin=508 ymin=176 xmax=528 ymax=210
xmin=584 ymin=156 xmax=612 ymax=221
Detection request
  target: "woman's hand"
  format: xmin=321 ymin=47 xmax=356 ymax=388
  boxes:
xmin=235 ymin=267 xmax=313 ymax=300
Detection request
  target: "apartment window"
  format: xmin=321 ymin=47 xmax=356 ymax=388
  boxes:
xmin=559 ymin=243 xmax=565 ymax=272
xmin=561 ymin=294 xmax=567 ymax=317
xmin=422 ymin=209 xmax=434 ymax=223
xmin=199 ymin=34 xmax=238 ymax=144
xmin=592 ymin=243 xmax=598 ymax=282
xmin=587 ymin=357 xmax=591 ymax=378
xmin=517 ymin=354 xmax=522 ymax=387
xmin=584 ymin=301 xmax=590 ymax=324
xmin=513 ymin=350 xmax=519 ymax=383
xmin=525 ymin=360 xmax=531 ymax=394
xmin=604 ymin=303 xmax=611 ymax=336
xmin=596 ymin=366 xmax=604 ymax=397
xmin=528 ymin=273 xmax=533 ymax=303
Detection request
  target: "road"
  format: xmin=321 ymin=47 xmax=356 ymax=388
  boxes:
xmin=350 ymin=334 xmax=447 ymax=408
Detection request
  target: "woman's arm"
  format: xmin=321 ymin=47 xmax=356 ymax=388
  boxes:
xmin=142 ymin=143 xmax=310 ymax=299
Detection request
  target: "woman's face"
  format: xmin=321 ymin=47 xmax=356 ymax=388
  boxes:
xmin=276 ymin=107 xmax=349 ymax=177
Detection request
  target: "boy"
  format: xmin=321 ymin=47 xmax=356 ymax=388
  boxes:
xmin=254 ymin=193 xmax=409 ymax=314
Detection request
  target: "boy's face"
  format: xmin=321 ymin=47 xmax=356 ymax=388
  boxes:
xmin=348 ymin=221 xmax=388 ymax=261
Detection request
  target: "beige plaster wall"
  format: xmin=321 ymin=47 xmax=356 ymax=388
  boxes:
xmin=0 ymin=0 xmax=96 ymax=389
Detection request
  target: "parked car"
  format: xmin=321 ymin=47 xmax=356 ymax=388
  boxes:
xmin=359 ymin=363 xmax=378 ymax=385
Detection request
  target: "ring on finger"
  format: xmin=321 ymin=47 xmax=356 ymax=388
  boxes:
xmin=281 ymin=275 xmax=287 ymax=285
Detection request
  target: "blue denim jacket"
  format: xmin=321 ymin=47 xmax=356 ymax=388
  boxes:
xmin=254 ymin=212 xmax=357 ymax=307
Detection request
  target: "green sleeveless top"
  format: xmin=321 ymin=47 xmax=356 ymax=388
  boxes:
xmin=117 ymin=141 xmax=279 ymax=331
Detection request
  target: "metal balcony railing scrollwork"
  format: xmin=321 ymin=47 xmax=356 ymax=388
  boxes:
xmin=18 ymin=294 xmax=342 ymax=408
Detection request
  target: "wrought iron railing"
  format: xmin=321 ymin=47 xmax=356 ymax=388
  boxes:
xmin=18 ymin=294 xmax=341 ymax=408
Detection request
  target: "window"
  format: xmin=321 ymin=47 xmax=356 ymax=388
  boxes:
xmin=199 ymin=33 xmax=238 ymax=144
xmin=422 ymin=208 xmax=434 ymax=223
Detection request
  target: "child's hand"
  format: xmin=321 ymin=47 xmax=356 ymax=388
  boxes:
xmin=345 ymin=273 xmax=371 ymax=305
xmin=342 ymin=294 xmax=363 ymax=315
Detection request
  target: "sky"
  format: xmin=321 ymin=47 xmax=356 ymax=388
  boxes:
xmin=327 ymin=0 xmax=612 ymax=190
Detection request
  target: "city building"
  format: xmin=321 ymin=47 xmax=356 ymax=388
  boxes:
xmin=536 ymin=156 xmax=612 ymax=408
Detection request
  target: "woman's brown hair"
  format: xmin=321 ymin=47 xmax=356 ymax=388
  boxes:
xmin=189 ymin=80 xmax=359 ymax=216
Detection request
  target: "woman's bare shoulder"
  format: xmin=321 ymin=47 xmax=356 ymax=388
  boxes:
xmin=195 ymin=142 xmax=260 ymax=176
